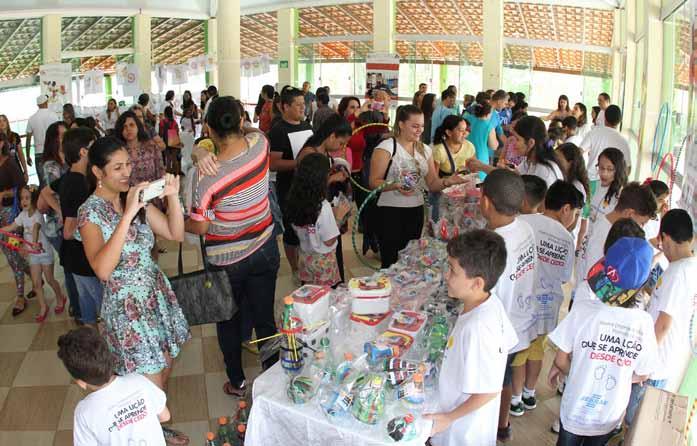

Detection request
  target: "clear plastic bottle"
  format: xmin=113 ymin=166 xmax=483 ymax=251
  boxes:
xmin=396 ymin=372 xmax=425 ymax=409
xmin=235 ymin=400 xmax=249 ymax=427
xmin=334 ymin=352 xmax=354 ymax=384
xmin=311 ymin=337 xmax=335 ymax=384
xmin=351 ymin=373 xmax=387 ymax=424
xmin=237 ymin=424 xmax=246 ymax=445
xmin=205 ymin=431 xmax=218 ymax=446
xmin=280 ymin=296 xmax=304 ymax=375
xmin=217 ymin=416 xmax=232 ymax=444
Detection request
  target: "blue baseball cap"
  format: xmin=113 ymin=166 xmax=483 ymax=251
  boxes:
xmin=587 ymin=237 xmax=653 ymax=307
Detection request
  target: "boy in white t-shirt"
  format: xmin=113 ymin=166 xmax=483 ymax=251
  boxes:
xmin=574 ymin=183 xmax=657 ymax=303
xmin=57 ymin=327 xmax=170 ymax=446
xmin=548 ymin=237 xmax=658 ymax=444
xmin=625 ymin=209 xmax=697 ymax=426
xmin=479 ymin=169 xmax=538 ymax=442
xmin=520 ymin=174 xmax=547 ymax=214
xmin=425 ymin=230 xmax=518 ymax=446
xmin=513 ymin=181 xmax=584 ymax=417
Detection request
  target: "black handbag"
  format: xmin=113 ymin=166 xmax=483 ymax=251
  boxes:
xmin=170 ymin=236 xmax=236 ymax=326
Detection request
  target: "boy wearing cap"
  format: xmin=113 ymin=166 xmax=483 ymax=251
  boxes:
xmin=547 ymin=237 xmax=658 ymax=445
xmin=425 ymin=230 xmax=517 ymax=446
xmin=625 ymin=209 xmax=696 ymax=425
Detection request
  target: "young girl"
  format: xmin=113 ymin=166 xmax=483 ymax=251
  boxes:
xmin=644 ymin=179 xmax=670 ymax=245
xmin=2 ymin=185 xmax=66 ymax=322
xmin=286 ymin=153 xmax=351 ymax=287
xmin=588 ymin=147 xmax=627 ymax=226
xmin=555 ymin=142 xmax=591 ymax=245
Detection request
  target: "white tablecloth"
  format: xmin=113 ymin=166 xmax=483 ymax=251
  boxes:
xmin=246 ymin=363 xmax=432 ymax=446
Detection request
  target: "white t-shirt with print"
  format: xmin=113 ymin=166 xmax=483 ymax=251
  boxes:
xmin=647 ymin=256 xmax=697 ymax=382
xmin=73 ymin=374 xmax=167 ymax=446
xmin=493 ymin=218 xmax=538 ymax=353
xmin=376 ymin=138 xmax=432 ymax=208
xmin=14 ymin=210 xmax=51 ymax=250
xmin=549 ymin=299 xmax=657 ymax=436
xmin=575 ymin=214 xmax=612 ymax=287
xmin=518 ymin=159 xmax=563 ymax=188
xmin=581 ymin=127 xmax=631 ymax=181
xmin=431 ymin=296 xmax=518 ymax=446
xmin=588 ymin=185 xmax=617 ymax=226
xmin=292 ymin=200 xmax=340 ymax=255
xmin=520 ymin=214 xmax=575 ymax=335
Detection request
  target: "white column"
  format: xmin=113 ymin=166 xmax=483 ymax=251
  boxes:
xmin=207 ymin=18 xmax=219 ymax=87
xmin=610 ymin=8 xmax=623 ymax=104
xmin=217 ymin=0 xmax=241 ymax=97
xmin=277 ymin=8 xmax=298 ymax=88
xmin=373 ymin=0 xmax=396 ymax=54
xmin=482 ymin=0 xmax=504 ymax=90
xmin=41 ymin=15 xmax=61 ymax=64
xmin=133 ymin=14 xmax=152 ymax=94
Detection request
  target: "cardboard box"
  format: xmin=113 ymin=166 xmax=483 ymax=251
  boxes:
xmin=624 ymin=387 xmax=689 ymax=446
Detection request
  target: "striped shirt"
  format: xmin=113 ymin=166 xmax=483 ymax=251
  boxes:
xmin=191 ymin=132 xmax=274 ymax=266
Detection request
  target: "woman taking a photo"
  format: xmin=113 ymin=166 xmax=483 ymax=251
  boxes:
xmin=370 ymin=105 xmax=466 ymax=268
xmin=79 ymin=137 xmax=189 ymax=444
xmin=187 ymin=96 xmax=280 ymax=399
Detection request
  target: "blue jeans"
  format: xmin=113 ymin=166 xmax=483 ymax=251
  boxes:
xmin=557 ymin=420 xmax=614 ymax=446
xmin=47 ymin=235 xmax=81 ymax=319
xmin=214 ymin=236 xmax=280 ymax=385
xmin=624 ymin=379 xmax=667 ymax=427
xmin=428 ymin=191 xmax=441 ymax=222
xmin=73 ymin=274 xmax=103 ymax=324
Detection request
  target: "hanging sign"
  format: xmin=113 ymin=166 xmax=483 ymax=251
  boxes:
xmin=83 ymin=69 xmax=104 ymax=95
xmin=39 ymin=63 xmax=72 ymax=113
xmin=365 ymin=53 xmax=400 ymax=99
xmin=122 ymin=64 xmax=140 ymax=97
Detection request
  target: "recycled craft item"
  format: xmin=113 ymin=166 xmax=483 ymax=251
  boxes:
xmin=386 ymin=414 xmax=417 ymax=442
xmin=383 ymin=358 xmax=421 ymax=387
xmin=280 ymin=296 xmax=304 ymax=376
xmin=352 ymin=373 xmax=387 ymax=424
xmin=287 ymin=375 xmax=319 ymax=404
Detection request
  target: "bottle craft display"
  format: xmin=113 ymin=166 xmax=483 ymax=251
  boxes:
xmin=280 ymin=296 xmax=304 ymax=375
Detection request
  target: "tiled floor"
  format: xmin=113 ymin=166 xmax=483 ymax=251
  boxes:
xmin=0 ymin=233 xmax=563 ymax=445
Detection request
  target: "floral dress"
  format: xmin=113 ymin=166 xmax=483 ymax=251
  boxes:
xmin=78 ymin=194 xmax=190 ymax=375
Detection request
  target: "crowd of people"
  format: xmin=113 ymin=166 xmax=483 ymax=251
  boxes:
xmin=0 ymin=80 xmax=693 ymax=446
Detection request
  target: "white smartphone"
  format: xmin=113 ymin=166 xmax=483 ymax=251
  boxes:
xmin=140 ymin=178 xmax=166 ymax=203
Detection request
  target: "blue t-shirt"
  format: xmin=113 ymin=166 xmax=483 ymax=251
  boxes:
xmin=464 ymin=113 xmax=496 ymax=180
xmin=430 ymin=105 xmax=459 ymax=143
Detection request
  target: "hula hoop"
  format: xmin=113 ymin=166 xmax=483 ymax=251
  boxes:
xmin=0 ymin=229 xmax=43 ymax=254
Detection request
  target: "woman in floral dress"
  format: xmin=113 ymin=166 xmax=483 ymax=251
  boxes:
xmin=78 ymin=136 xmax=189 ymax=445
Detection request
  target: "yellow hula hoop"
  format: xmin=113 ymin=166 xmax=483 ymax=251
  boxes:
xmin=352 ymin=122 xmax=391 ymax=136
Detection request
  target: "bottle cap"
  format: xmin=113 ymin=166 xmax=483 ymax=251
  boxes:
xmin=223 ymin=443 xmax=231 ymax=446
xmin=218 ymin=416 xmax=228 ymax=425
xmin=284 ymin=295 xmax=294 ymax=305
xmin=413 ymin=373 xmax=423 ymax=383
xmin=238 ymin=424 xmax=247 ymax=433
xmin=320 ymin=337 xmax=330 ymax=348
xmin=404 ymin=413 xmax=414 ymax=423
xmin=392 ymin=346 xmax=400 ymax=356
xmin=344 ymin=352 xmax=353 ymax=361
xmin=239 ymin=400 xmax=248 ymax=409
xmin=206 ymin=432 xmax=215 ymax=441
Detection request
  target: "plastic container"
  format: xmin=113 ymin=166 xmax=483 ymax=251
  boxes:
xmin=287 ymin=375 xmax=320 ymax=404
xmin=351 ymin=373 xmax=387 ymax=425
xmin=349 ymin=276 xmax=392 ymax=315
xmin=291 ymin=285 xmax=331 ymax=328
xmin=375 ymin=330 xmax=414 ymax=355
xmin=388 ymin=311 xmax=427 ymax=337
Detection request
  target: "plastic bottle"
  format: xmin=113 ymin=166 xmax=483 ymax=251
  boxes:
xmin=334 ymin=352 xmax=354 ymax=384
xmin=237 ymin=424 xmax=246 ymax=445
xmin=351 ymin=373 xmax=387 ymax=424
xmin=235 ymin=400 xmax=249 ymax=427
xmin=311 ymin=337 xmax=335 ymax=384
xmin=280 ymin=296 xmax=304 ymax=375
xmin=217 ymin=416 xmax=232 ymax=444
xmin=205 ymin=432 xmax=218 ymax=446
xmin=396 ymin=373 xmax=425 ymax=409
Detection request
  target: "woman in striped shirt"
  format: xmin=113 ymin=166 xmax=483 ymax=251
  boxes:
xmin=187 ymin=96 xmax=279 ymax=398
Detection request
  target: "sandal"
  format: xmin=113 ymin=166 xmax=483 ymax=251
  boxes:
xmin=55 ymin=295 xmax=67 ymax=314
xmin=26 ymin=290 xmax=36 ymax=300
xmin=11 ymin=298 xmax=26 ymax=317
xmin=35 ymin=306 xmax=49 ymax=323
xmin=223 ymin=380 xmax=247 ymax=398
xmin=162 ymin=426 xmax=190 ymax=445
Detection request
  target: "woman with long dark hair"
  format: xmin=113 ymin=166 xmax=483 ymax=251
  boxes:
xmin=0 ymin=114 xmax=28 ymax=182
xmin=78 ymin=136 xmax=188 ymax=444
xmin=572 ymin=102 xmax=592 ymax=140
xmin=181 ymin=90 xmax=198 ymax=121
xmin=420 ymin=93 xmax=437 ymax=145
xmin=254 ymin=85 xmax=275 ymax=133
xmin=544 ymin=94 xmax=571 ymax=121
xmin=337 ymin=96 xmax=361 ymax=121
xmin=41 ymin=122 xmax=68 ymax=248
xmin=555 ymin=142 xmax=591 ymax=241
xmin=159 ymin=106 xmax=182 ymax=175
xmin=97 ymin=98 xmax=120 ymax=136
xmin=115 ymin=111 xmax=165 ymax=188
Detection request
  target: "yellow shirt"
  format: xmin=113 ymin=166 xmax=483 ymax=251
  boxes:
xmin=432 ymin=141 xmax=475 ymax=175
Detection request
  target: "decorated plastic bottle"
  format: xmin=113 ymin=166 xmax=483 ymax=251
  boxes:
xmin=217 ymin=416 xmax=232 ymax=444
xmin=311 ymin=337 xmax=334 ymax=384
xmin=280 ymin=296 xmax=304 ymax=375
xmin=205 ymin=432 xmax=218 ymax=446
xmin=386 ymin=413 xmax=418 ymax=442
xmin=235 ymin=400 xmax=249 ymax=427
xmin=334 ymin=352 xmax=354 ymax=384
xmin=396 ymin=372 xmax=425 ymax=409
xmin=351 ymin=373 xmax=387 ymax=424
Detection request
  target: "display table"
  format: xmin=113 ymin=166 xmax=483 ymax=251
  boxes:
xmin=246 ymin=363 xmax=432 ymax=446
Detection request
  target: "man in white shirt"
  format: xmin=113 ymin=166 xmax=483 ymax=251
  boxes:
xmin=581 ymin=105 xmax=631 ymax=181
xmin=595 ymin=92 xmax=611 ymax=127
xmin=548 ymin=237 xmax=658 ymax=444
xmin=25 ymin=94 xmax=58 ymax=186
xmin=624 ymin=209 xmax=697 ymax=426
